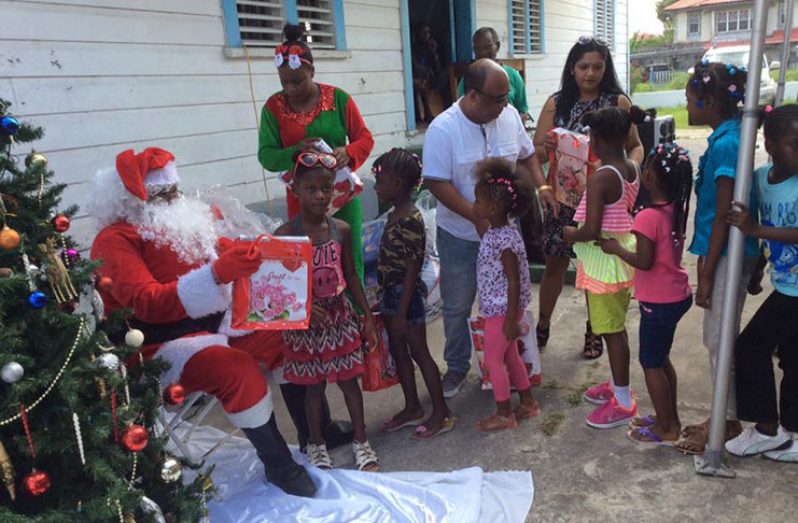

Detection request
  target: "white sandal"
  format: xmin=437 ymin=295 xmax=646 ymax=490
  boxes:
xmin=352 ymin=440 xmax=380 ymax=472
xmin=306 ymin=442 xmax=333 ymax=469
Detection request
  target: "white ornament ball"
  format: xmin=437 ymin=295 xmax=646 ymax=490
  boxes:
xmin=160 ymin=456 xmax=183 ymax=483
xmin=1 ymin=361 xmax=24 ymax=383
xmin=96 ymin=353 xmax=120 ymax=371
xmin=124 ymin=329 xmax=145 ymax=348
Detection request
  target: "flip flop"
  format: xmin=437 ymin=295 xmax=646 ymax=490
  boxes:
xmin=627 ymin=427 xmax=675 ymax=447
xmin=411 ymin=416 xmax=457 ymax=441
xmin=629 ymin=414 xmax=657 ymax=428
xmin=382 ymin=414 xmax=425 ymax=433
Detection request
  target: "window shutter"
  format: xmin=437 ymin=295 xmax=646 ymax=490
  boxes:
xmin=529 ymin=0 xmax=543 ymax=54
xmin=511 ymin=0 xmax=527 ymax=55
xmin=297 ymin=0 xmax=337 ymax=49
xmin=511 ymin=0 xmax=543 ymax=55
xmin=594 ymin=0 xmax=615 ymax=48
xmin=235 ymin=0 xmax=284 ymax=48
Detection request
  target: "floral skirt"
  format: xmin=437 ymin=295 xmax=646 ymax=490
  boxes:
xmin=282 ymin=294 xmax=366 ymax=385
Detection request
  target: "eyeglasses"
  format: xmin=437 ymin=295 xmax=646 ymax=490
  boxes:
xmin=473 ymin=87 xmax=509 ymax=104
xmin=577 ymin=36 xmax=609 ymax=48
xmin=296 ymin=152 xmax=337 ymax=170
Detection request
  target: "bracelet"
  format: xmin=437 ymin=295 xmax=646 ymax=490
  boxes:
xmin=537 ymin=184 xmax=553 ymax=193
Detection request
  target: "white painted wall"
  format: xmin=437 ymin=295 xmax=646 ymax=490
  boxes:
xmin=1 ymin=0 xmax=410 ymax=243
xmin=671 ymin=1 xmax=798 ymax=44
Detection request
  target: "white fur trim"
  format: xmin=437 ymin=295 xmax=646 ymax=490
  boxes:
xmin=225 ymin=393 xmax=274 ymax=429
xmin=155 ymin=334 xmax=229 ymax=390
xmin=144 ymin=161 xmax=179 ymax=187
xmin=177 ymin=264 xmax=230 ymax=319
xmin=217 ymin=308 xmax=250 ymax=338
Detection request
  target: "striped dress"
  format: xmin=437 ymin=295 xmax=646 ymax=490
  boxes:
xmin=573 ymin=164 xmax=640 ymax=294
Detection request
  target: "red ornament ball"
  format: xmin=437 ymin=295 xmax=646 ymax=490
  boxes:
xmin=121 ymin=424 xmax=149 ymax=452
xmin=23 ymin=469 xmax=51 ymax=497
xmin=163 ymin=383 xmax=186 ymax=406
xmin=97 ymin=275 xmax=113 ymax=292
xmin=52 ymin=214 xmax=70 ymax=233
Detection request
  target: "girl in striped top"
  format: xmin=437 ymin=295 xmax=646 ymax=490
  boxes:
xmin=564 ymin=105 xmax=647 ymax=429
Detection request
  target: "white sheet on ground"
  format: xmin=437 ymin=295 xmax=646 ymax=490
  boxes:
xmin=178 ymin=424 xmax=534 ymax=523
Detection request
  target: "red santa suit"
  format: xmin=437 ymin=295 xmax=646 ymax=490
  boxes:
xmin=90 ymin=148 xmax=283 ymax=429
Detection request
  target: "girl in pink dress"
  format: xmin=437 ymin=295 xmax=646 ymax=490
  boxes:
xmin=472 ymin=158 xmax=541 ymax=431
xmin=275 ymin=151 xmax=379 ymax=472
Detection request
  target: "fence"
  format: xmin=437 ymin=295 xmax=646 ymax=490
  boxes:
xmin=647 ymin=70 xmax=674 ymax=85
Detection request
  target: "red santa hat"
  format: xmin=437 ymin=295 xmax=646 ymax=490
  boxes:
xmin=115 ymin=147 xmax=179 ymax=201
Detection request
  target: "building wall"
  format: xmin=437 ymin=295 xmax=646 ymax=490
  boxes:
xmin=1 ymin=0 xmax=410 ymax=243
xmin=672 ymin=1 xmax=798 ymax=45
xmin=2 ymin=0 xmax=629 ymax=243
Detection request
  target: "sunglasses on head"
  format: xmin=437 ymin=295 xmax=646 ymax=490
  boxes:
xmin=296 ymin=152 xmax=337 ymax=170
xmin=577 ymin=36 xmax=608 ymax=47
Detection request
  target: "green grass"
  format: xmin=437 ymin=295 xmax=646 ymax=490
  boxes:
xmin=654 ymin=105 xmax=690 ymax=130
xmin=771 ymin=68 xmax=798 ymax=82
xmin=632 ymin=72 xmax=690 ymax=94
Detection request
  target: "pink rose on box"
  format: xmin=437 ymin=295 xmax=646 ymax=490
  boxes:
xmin=249 ymin=274 xmax=303 ymax=322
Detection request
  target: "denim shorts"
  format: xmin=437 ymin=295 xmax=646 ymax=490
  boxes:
xmin=381 ymin=284 xmax=426 ymax=325
xmin=638 ymin=296 xmax=693 ymax=368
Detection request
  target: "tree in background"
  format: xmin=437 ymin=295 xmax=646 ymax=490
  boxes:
xmin=0 ymin=99 xmax=211 ymax=522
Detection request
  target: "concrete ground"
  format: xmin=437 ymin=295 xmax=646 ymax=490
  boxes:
xmin=206 ymin=129 xmax=798 ymax=521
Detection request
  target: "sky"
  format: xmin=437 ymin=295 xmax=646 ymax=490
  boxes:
xmin=629 ymin=0 xmax=665 ymax=35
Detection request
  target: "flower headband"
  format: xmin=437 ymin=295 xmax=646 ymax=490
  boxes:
xmin=487 ymin=177 xmax=518 ymax=205
xmin=274 ymin=43 xmax=311 ymax=70
xmin=690 ymin=61 xmax=745 ymax=102
xmin=650 ymin=143 xmax=690 ymax=175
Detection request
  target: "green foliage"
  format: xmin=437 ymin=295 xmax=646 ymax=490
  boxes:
xmin=656 ymin=0 xmax=679 ymax=27
xmin=632 ymin=72 xmax=690 ymax=94
xmin=0 ymin=100 xmax=210 ymax=521
xmin=771 ymin=68 xmax=798 ymax=82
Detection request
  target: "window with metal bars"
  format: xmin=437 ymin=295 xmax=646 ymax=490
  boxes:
xmin=594 ymin=0 xmax=615 ymax=49
xmin=224 ymin=0 xmax=345 ymax=49
xmin=509 ymin=0 xmax=544 ymax=56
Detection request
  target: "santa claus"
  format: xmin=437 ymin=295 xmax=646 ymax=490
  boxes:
xmin=88 ymin=147 xmax=328 ymax=496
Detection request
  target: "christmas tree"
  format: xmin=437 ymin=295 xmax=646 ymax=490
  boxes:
xmin=0 ymin=100 xmax=211 ymax=521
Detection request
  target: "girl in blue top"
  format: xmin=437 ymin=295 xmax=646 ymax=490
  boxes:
xmin=725 ymin=104 xmax=798 ymax=463
xmin=675 ymin=61 xmax=759 ymax=455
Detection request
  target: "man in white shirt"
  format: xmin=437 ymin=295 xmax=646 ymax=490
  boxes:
xmin=423 ymin=59 xmax=557 ymax=397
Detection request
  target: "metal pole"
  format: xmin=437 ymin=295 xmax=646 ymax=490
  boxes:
xmin=775 ymin=0 xmax=795 ymax=106
xmin=694 ymin=0 xmax=769 ymax=479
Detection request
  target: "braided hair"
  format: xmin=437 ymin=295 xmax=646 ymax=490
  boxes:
xmin=371 ymin=148 xmax=423 ymax=193
xmin=688 ymin=61 xmax=746 ymax=119
xmin=474 ymin=157 xmax=533 ymax=218
xmin=644 ymin=143 xmax=693 ymax=244
xmin=581 ymin=105 xmax=648 ymax=145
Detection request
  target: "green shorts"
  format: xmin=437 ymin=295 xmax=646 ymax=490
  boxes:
xmin=586 ymin=289 xmax=632 ymax=335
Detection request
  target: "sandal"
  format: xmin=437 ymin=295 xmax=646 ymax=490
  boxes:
xmin=382 ymin=412 xmax=425 ymax=433
xmin=352 ymin=440 xmax=380 ymax=472
xmin=675 ymin=422 xmax=709 ymax=455
xmin=306 ymin=442 xmax=333 ymax=469
xmin=536 ymin=323 xmax=550 ymax=349
xmin=477 ymin=412 xmax=518 ymax=432
xmin=412 ymin=416 xmax=456 ymax=441
xmin=630 ymin=414 xmax=657 ymax=429
xmin=627 ymin=427 xmax=675 ymax=446
xmin=583 ymin=322 xmax=603 ymax=360
xmin=514 ymin=401 xmax=541 ymax=420
xmin=681 ymin=419 xmax=709 ymax=438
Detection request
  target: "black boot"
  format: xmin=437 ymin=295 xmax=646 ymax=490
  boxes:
xmin=241 ymin=415 xmax=317 ymax=498
xmin=280 ymin=383 xmax=354 ymax=452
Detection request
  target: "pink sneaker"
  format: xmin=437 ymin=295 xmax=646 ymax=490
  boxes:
xmin=583 ymin=380 xmax=613 ymax=404
xmin=586 ymin=397 xmax=638 ymax=429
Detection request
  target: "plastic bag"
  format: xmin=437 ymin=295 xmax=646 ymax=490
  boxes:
xmin=361 ymin=217 xmax=387 ymax=310
xmin=231 ymin=235 xmax=312 ymax=330
xmin=547 ymin=128 xmax=592 ymax=209
xmin=278 ymin=139 xmax=364 ymax=216
xmin=197 ymin=185 xmax=283 ymax=238
xmin=415 ymin=191 xmax=443 ymax=321
xmin=361 ymin=314 xmax=400 ymax=392
xmin=469 ymin=311 xmax=541 ymax=391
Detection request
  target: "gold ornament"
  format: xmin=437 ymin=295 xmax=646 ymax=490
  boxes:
xmin=0 ymin=438 xmax=16 ymax=501
xmin=25 ymin=151 xmax=48 ymax=170
xmin=0 ymin=226 xmax=20 ymax=251
xmin=160 ymin=456 xmax=182 ymax=483
xmin=38 ymin=237 xmax=77 ymax=303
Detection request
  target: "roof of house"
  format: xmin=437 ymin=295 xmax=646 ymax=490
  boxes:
xmin=665 ymin=0 xmax=747 ymax=11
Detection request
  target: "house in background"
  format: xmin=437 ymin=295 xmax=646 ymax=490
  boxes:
xmin=666 ymin=0 xmax=798 ymax=66
xmin=2 ymin=0 xmax=629 ymax=242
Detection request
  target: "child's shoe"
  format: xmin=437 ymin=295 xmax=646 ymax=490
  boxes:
xmin=352 ymin=440 xmax=380 ymax=472
xmin=306 ymin=442 xmax=333 ymax=469
xmin=586 ymin=397 xmax=638 ymax=429
xmin=477 ymin=412 xmax=518 ymax=431
xmin=725 ymin=425 xmax=791 ymax=457
xmin=583 ymin=380 xmax=614 ymax=404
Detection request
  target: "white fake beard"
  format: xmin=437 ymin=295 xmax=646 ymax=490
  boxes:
xmin=136 ymin=196 xmax=218 ymax=266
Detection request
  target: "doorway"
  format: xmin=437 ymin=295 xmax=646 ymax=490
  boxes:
xmin=403 ymin=0 xmax=474 ymax=129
